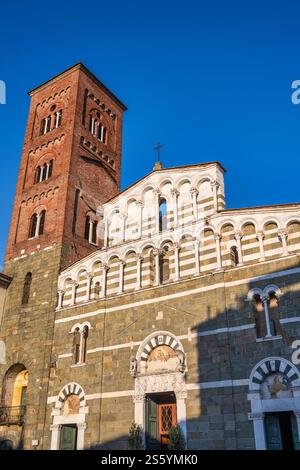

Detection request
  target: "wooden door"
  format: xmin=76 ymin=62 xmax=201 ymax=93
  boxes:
xmin=146 ymin=397 xmax=159 ymax=450
xmin=265 ymin=414 xmax=283 ymax=450
xmin=158 ymin=403 xmax=177 ymax=449
xmin=59 ymin=424 xmax=77 ymax=450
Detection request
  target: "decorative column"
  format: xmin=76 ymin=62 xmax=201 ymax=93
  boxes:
xmin=57 ymin=289 xmax=65 ymax=309
xmin=118 ymin=260 xmax=125 ymax=295
xmin=211 ymin=181 xmax=220 ymax=213
xmin=104 ymin=219 xmax=109 ymax=247
xmin=35 ymin=213 xmax=42 ymax=237
xmin=55 ymin=110 xmax=61 ymax=128
xmin=137 ymin=201 xmax=144 ymax=238
xmin=190 ymin=188 xmax=199 ymax=222
xmin=248 ymin=412 xmax=266 ymax=450
xmin=100 ymin=265 xmax=108 ymax=298
xmin=171 ymin=188 xmax=179 ymax=227
xmin=71 ymin=281 xmax=78 ymax=306
xmin=214 ymin=233 xmax=222 ymax=270
xmin=85 ymin=273 xmax=93 ymax=302
xmin=43 ymin=117 xmax=49 ymax=135
xmin=174 ymin=243 xmax=180 ymax=281
xmin=45 ymin=162 xmax=50 ymax=180
xmin=194 ymin=238 xmax=200 ymax=275
xmin=50 ymin=424 xmax=61 ymax=450
xmin=136 ymin=254 xmax=143 ymax=290
xmin=133 ymin=394 xmax=146 ymax=447
xmin=153 ymin=249 xmax=160 ymax=285
xmin=88 ymin=219 xmax=94 ymax=244
xmin=154 ymin=189 xmax=161 ymax=233
xmin=256 ymin=231 xmax=265 ymax=261
xmin=175 ymin=391 xmax=188 ymax=448
xmin=234 ymin=231 xmax=244 ymax=265
xmin=278 ymin=229 xmax=289 ymax=257
xmin=121 ymin=214 xmax=127 ymax=242
xmin=261 ymin=295 xmax=272 ymax=337
xmin=76 ymin=422 xmax=87 ymax=450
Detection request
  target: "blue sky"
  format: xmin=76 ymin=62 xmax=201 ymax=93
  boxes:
xmin=0 ymin=0 xmax=300 ymax=263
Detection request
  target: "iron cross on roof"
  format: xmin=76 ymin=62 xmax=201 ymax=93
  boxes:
xmin=154 ymin=142 xmax=164 ymax=163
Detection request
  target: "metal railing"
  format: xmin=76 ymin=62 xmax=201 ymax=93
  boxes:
xmin=0 ymin=405 xmax=26 ymax=425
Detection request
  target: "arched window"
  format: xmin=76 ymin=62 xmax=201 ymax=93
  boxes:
xmin=39 ymin=210 xmax=46 ymax=235
xmin=73 ymin=328 xmax=81 ymax=364
xmin=84 ymin=216 xmax=98 ymax=245
xmin=35 ymin=166 xmax=41 ymax=183
xmin=1 ymin=364 xmax=28 ymax=425
xmin=159 ymin=198 xmax=168 ymax=232
xmin=268 ymin=291 xmax=281 ymax=337
xmin=22 ymin=273 xmax=32 ymax=305
xmin=34 ymin=161 xmax=53 ymax=184
xmin=40 ymin=110 xmax=62 ymax=135
xmin=94 ymin=281 xmax=101 ymax=298
xmin=159 ymin=246 xmax=170 ymax=283
xmin=81 ymin=326 xmax=89 ymax=363
xmin=250 ymin=288 xmax=281 ymax=339
xmin=252 ymin=294 xmax=265 ymax=339
xmin=89 ymin=113 xmax=107 ymax=143
xmin=29 ymin=213 xmax=38 ymax=238
xmin=230 ymin=246 xmax=239 ymax=267
xmin=72 ymin=325 xmax=89 ymax=365
xmin=28 ymin=211 xmax=46 ymax=238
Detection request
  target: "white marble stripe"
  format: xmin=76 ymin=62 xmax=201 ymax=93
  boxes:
xmin=57 ymin=324 xmax=256 ymax=359
xmin=280 ymin=317 xmax=300 ymax=324
xmin=47 ymin=378 xmax=250 ymax=403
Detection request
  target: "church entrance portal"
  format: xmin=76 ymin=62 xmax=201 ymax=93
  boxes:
xmin=145 ymin=393 xmax=177 ymax=450
xmin=265 ymin=412 xmax=300 ymax=450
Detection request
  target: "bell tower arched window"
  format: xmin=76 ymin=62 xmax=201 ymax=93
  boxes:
xmin=89 ymin=111 xmax=107 ymax=144
xmin=159 ymin=198 xmax=168 ymax=232
xmin=34 ymin=160 xmax=53 ymax=184
xmin=29 ymin=211 xmax=46 ymax=238
xmin=40 ymin=110 xmax=62 ymax=135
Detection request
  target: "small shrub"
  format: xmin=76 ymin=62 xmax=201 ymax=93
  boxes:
xmin=128 ymin=422 xmax=144 ymax=450
xmin=168 ymin=424 xmax=186 ymax=450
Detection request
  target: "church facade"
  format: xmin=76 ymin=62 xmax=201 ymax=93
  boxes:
xmin=0 ymin=64 xmax=300 ymax=450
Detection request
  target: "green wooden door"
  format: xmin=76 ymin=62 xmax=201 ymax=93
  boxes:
xmin=59 ymin=425 xmax=77 ymax=450
xmin=291 ymin=414 xmax=300 ymax=450
xmin=265 ymin=415 xmax=283 ymax=450
xmin=146 ymin=397 xmax=159 ymax=450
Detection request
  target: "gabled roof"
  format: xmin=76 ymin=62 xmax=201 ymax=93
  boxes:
xmin=105 ymin=161 xmax=226 ymax=205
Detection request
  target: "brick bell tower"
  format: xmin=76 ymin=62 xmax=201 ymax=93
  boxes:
xmin=0 ymin=64 xmax=126 ymax=449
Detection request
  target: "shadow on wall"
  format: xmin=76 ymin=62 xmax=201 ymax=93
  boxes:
xmin=1 ymin=261 xmax=300 ymax=450
xmin=86 ymin=260 xmax=300 ymax=451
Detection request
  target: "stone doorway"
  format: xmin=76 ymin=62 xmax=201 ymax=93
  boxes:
xmin=145 ymin=392 xmax=177 ymax=450
xmin=265 ymin=412 xmax=300 ymax=450
xmin=59 ymin=424 xmax=78 ymax=450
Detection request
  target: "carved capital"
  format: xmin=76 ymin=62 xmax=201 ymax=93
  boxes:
xmin=278 ymin=229 xmax=287 ymax=240
xmin=234 ymin=231 xmax=243 ymax=240
xmin=190 ymin=187 xmax=199 ymax=196
xmin=214 ymin=233 xmax=222 ymax=241
xmin=211 ymin=181 xmax=220 ymax=190
xmin=256 ymin=231 xmax=264 ymax=241
xmin=102 ymin=264 xmax=109 ymax=272
xmin=171 ymin=188 xmax=179 ymax=197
